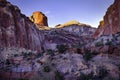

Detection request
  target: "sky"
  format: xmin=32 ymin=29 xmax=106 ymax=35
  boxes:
xmin=8 ymin=0 xmax=114 ymax=28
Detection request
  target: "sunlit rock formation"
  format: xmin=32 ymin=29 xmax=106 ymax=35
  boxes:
xmin=29 ymin=11 xmax=49 ymax=30
xmin=55 ymin=20 xmax=96 ymax=37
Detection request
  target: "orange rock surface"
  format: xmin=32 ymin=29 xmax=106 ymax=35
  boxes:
xmin=29 ymin=11 xmax=48 ymax=26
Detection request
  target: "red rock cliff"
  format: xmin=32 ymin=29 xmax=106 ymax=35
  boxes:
xmin=0 ymin=0 xmax=44 ymax=52
xmin=93 ymin=20 xmax=104 ymax=38
xmin=94 ymin=0 xmax=120 ymax=38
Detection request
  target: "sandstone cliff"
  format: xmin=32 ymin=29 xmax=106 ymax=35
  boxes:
xmin=29 ymin=11 xmax=49 ymax=30
xmin=94 ymin=0 xmax=120 ymax=38
xmin=0 ymin=0 xmax=44 ymax=52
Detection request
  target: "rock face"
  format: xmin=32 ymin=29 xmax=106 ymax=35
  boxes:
xmin=55 ymin=20 xmax=96 ymax=37
xmin=93 ymin=20 xmax=104 ymax=38
xmin=42 ymin=29 xmax=81 ymax=50
xmin=29 ymin=11 xmax=48 ymax=29
xmin=87 ymin=32 xmax=120 ymax=55
xmin=0 ymin=0 xmax=44 ymax=52
xmin=42 ymin=21 xmax=96 ymax=50
xmin=92 ymin=0 xmax=120 ymax=56
xmin=94 ymin=0 xmax=120 ymax=38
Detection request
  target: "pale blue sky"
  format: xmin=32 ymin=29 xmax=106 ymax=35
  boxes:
xmin=8 ymin=0 xmax=114 ymax=27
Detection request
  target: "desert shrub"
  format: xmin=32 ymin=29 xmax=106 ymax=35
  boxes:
xmin=55 ymin=71 xmax=65 ymax=80
xmin=56 ymin=44 xmax=68 ymax=53
xmin=36 ymin=52 xmax=43 ymax=58
xmin=105 ymin=41 xmax=112 ymax=45
xmin=22 ymin=52 xmax=33 ymax=59
xmin=98 ymin=67 xmax=108 ymax=79
xmin=43 ymin=66 xmax=51 ymax=72
xmin=2 ymin=66 xmax=10 ymax=71
xmin=22 ymin=52 xmax=29 ymax=58
xmin=14 ymin=54 xmax=19 ymax=57
xmin=72 ymin=44 xmax=79 ymax=48
xmin=77 ymin=72 xmax=94 ymax=80
xmin=77 ymin=48 xmax=82 ymax=54
xmin=83 ymin=49 xmax=92 ymax=62
xmin=95 ymin=41 xmax=104 ymax=47
xmin=5 ymin=59 xmax=11 ymax=65
xmin=47 ymin=49 xmax=54 ymax=56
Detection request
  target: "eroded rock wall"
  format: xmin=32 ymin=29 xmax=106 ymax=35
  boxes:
xmin=0 ymin=0 xmax=44 ymax=52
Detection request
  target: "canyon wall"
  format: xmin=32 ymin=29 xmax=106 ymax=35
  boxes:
xmin=0 ymin=0 xmax=44 ymax=52
xmin=94 ymin=0 xmax=120 ymax=38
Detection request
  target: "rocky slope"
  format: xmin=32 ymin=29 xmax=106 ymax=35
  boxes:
xmin=29 ymin=11 xmax=50 ymax=30
xmin=0 ymin=0 xmax=44 ymax=52
xmin=94 ymin=0 xmax=120 ymax=38
xmin=0 ymin=47 xmax=120 ymax=80
xmin=42 ymin=21 xmax=96 ymax=50
xmin=41 ymin=29 xmax=81 ymax=50
xmin=55 ymin=20 xmax=96 ymax=37
xmin=86 ymin=32 xmax=120 ymax=55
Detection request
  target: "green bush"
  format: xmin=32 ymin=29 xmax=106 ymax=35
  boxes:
xmin=56 ymin=44 xmax=68 ymax=53
xmin=36 ymin=52 xmax=43 ymax=58
xmin=95 ymin=41 xmax=104 ymax=47
xmin=14 ymin=54 xmax=19 ymax=57
xmin=5 ymin=59 xmax=11 ymax=65
xmin=98 ymin=67 xmax=108 ymax=79
xmin=47 ymin=49 xmax=54 ymax=56
xmin=55 ymin=71 xmax=64 ymax=80
xmin=43 ymin=66 xmax=51 ymax=72
xmin=105 ymin=41 xmax=112 ymax=45
xmin=83 ymin=49 xmax=92 ymax=62
xmin=78 ymin=72 xmax=94 ymax=80
xmin=22 ymin=52 xmax=33 ymax=59
xmin=72 ymin=44 xmax=79 ymax=48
